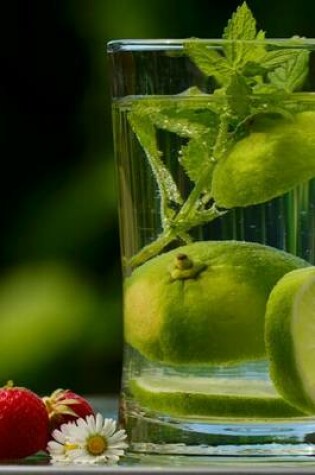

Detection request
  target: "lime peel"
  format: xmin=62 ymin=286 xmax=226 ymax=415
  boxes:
xmin=266 ymin=267 xmax=315 ymax=414
xmin=130 ymin=376 xmax=305 ymax=419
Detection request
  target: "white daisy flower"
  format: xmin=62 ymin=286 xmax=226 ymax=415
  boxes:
xmin=47 ymin=421 xmax=77 ymax=463
xmin=47 ymin=413 xmax=128 ymax=464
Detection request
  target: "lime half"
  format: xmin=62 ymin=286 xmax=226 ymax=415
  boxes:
xmin=266 ymin=267 xmax=315 ymax=414
xmin=130 ymin=375 xmax=304 ymax=419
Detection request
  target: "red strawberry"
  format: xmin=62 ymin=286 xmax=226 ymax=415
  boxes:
xmin=43 ymin=388 xmax=94 ymax=432
xmin=0 ymin=382 xmax=49 ymax=460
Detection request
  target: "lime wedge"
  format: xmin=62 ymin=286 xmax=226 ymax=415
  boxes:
xmin=266 ymin=267 xmax=315 ymax=414
xmin=130 ymin=375 xmax=304 ymax=419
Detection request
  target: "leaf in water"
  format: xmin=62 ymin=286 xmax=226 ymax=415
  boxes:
xmin=128 ymin=110 xmax=183 ymax=224
xmin=151 ymin=105 xmax=219 ymax=138
xmin=226 ymin=74 xmax=251 ymax=118
xmin=268 ymin=50 xmax=310 ymax=93
xmin=151 ymin=109 xmax=208 ymax=138
xmin=193 ymin=204 xmax=227 ymax=225
xmin=179 ymin=134 xmax=216 ymax=189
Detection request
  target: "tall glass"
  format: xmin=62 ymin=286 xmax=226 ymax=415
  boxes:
xmin=108 ymin=39 xmax=315 ymax=457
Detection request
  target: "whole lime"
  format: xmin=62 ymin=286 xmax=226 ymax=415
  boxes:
xmin=211 ymin=111 xmax=315 ymax=208
xmin=125 ymin=241 xmax=308 ymax=365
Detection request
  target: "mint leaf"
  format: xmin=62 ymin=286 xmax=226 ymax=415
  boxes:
xmin=223 ymin=2 xmax=265 ymax=68
xmin=133 ymin=102 xmax=219 ymax=191
xmin=260 ymin=49 xmax=305 ymax=71
xmin=128 ymin=109 xmax=183 ymax=224
xmin=268 ymin=50 xmax=310 ymax=92
xmin=243 ymin=29 xmax=266 ymax=63
xmin=223 ymin=2 xmax=257 ymax=43
xmin=226 ymin=74 xmax=251 ymax=117
xmin=149 ymin=106 xmax=216 ymax=138
xmin=184 ymin=42 xmax=232 ymax=85
xmin=179 ymin=134 xmax=216 ymax=186
xmin=184 ymin=5 xmax=266 ymax=83
xmin=128 ymin=99 xmax=219 ymax=138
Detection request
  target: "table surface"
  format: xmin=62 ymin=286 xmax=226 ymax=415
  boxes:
xmin=1 ymin=397 xmax=315 ymax=475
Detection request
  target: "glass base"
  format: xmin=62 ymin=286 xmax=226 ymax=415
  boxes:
xmin=124 ymin=404 xmax=315 ymax=458
xmin=124 ymin=453 xmax=315 ymax=472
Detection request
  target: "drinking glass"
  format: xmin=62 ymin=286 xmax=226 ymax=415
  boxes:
xmin=107 ymin=39 xmax=315 ymax=458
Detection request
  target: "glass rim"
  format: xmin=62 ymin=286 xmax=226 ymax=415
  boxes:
xmin=107 ymin=38 xmax=315 ymax=52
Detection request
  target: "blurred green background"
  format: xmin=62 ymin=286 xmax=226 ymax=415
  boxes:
xmin=1 ymin=0 xmax=315 ymax=396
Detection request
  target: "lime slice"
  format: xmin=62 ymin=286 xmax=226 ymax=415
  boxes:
xmin=130 ymin=375 xmax=304 ymax=419
xmin=266 ymin=267 xmax=315 ymax=414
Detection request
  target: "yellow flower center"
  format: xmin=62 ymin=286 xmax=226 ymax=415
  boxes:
xmin=86 ymin=435 xmax=108 ymax=456
xmin=65 ymin=442 xmax=79 ymax=452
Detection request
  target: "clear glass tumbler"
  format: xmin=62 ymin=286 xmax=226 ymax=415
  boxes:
xmin=107 ymin=39 xmax=315 ymax=458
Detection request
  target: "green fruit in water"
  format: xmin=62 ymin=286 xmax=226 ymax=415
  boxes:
xmin=265 ymin=266 xmax=315 ymax=414
xmin=211 ymin=111 xmax=315 ymax=208
xmin=125 ymin=241 xmax=308 ymax=365
xmin=130 ymin=375 xmax=305 ymax=419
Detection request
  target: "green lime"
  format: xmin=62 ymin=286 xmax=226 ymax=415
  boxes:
xmin=265 ymin=266 xmax=315 ymax=414
xmin=211 ymin=111 xmax=315 ymax=208
xmin=130 ymin=375 xmax=305 ymax=418
xmin=125 ymin=241 xmax=308 ymax=365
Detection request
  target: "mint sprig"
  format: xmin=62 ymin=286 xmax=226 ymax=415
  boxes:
xmin=186 ymin=3 xmax=309 ymax=97
xmin=127 ymin=2 xmax=310 ymax=269
xmin=223 ymin=2 xmax=266 ymax=68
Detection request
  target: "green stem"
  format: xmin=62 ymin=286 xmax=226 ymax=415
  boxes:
xmin=174 ymin=161 xmax=215 ymax=224
xmin=128 ymin=206 xmax=223 ymax=270
xmin=213 ymin=111 xmax=230 ymax=159
xmin=128 ymin=229 xmax=175 ymax=269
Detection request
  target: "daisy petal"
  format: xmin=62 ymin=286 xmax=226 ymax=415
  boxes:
xmin=106 ymin=454 xmax=120 ymax=464
xmin=76 ymin=417 xmax=90 ymax=437
xmin=106 ymin=448 xmax=126 ymax=457
xmin=86 ymin=414 xmax=97 ymax=433
xmin=47 ymin=441 xmax=64 ymax=455
xmin=108 ymin=430 xmax=127 ymax=444
xmin=102 ymin=418 xmax=117 ymax=437
xmin=109 ymin=442 xmax=129 ymax=451
xmin=95 ymin=413 xmax=104 ymax=432
xmin=50 ymin=454 xmax=69 ymax=463
xmin=51 ymin=429 xmax=66 ymax=444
